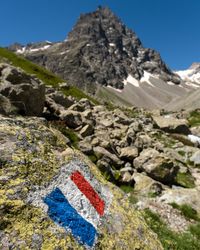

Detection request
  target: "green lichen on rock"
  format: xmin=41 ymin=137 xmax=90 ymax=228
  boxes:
xmin=0 ymin=115 xmax=163 ymax=249
xmin=175 ymin=172 xmax=195 ymax=188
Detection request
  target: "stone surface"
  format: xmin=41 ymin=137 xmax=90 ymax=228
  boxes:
xmin=152 ymin=115 xmax=190 ymax=135
xmin=0 ymin=115 xmax=163 ymax=250
xmin=120 ymin=146 xmax=138 ymax=160
xmin=60 ymin=110 xmax=82 ymax=128
xmin=0 ymin=63 xmax=45 ymax=116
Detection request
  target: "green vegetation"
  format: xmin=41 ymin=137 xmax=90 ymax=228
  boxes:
xmin=0 ymin=47 xmax=99 ymax=104
xmin=170 ymin=203 xmax=200 ymax=221
xmin=48 ymin=120 xmax=79 ymax=149
xmin=175 ymin=172 xmax=195 ymax=188
xmin=188 ymin=110 xmax=200 ymax=127
xmin=60 ymin=86 xmax=99 ymax=105
xmin=177 ymin=150 xmax=186 ymax=156
xmin=143 ymin=208 xmax=200 ymax=250
xmin=0 ymin=47 xmax=63 ymax=87
xmin=88 ymin=154 xmax=97 ymax=163
xmin=120 ymin=184 xmax=134 ymax=193
xmin=189 ymin=223 xmax=200 ymax=239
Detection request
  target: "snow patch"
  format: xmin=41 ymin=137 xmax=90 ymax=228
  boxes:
xmin=123 ymin=74 xmax=140 ymax=87
xmin=140 ymin=71 xmax=156 ymax=87
xmin=109 ymin=43 xmax=115 ymax=47
xmin=107 ymin=85 xmax=123 ymax=93
xmin=176 ymin=68 xmax=200 ymax=84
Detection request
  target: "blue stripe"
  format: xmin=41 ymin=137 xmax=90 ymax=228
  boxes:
xmin=43 ymin=188 xmax=97 ymax=247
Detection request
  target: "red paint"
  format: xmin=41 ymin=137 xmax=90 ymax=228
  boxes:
xmin=70 ymin=171 xmax=105 ymax=216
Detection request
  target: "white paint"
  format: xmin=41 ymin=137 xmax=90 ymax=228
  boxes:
xmin=140 ymin=71 xmax=155 ymax=87
xmin=188 ymin=134 xmax=200 ymax=144
xmin=59 ymin=177 xmax=100 ymax=228
xmin=27 ymin=159 xmax=112 ymax=232
xmin=123 ymin=74 xmax=140 ymax=87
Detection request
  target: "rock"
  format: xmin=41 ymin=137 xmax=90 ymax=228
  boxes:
xmin=120 ymin=146 xmax=138 ymax=160
xmin=133 ymin=148 xmax=159 ymax=169
xmin=99 ymin=118 xmax=113 ymax=128
xmin=134 ymin=133 xmax=152 ymax=149
xmin=68 ymin=103 xmax=85 ymax=112
xmin=78 ymin=140 xmax=93 ymax=154
xmin=93 ymin=146 xmax=123 ymax=167
xmin=0 ymin=115 xmax=162 ymax=250
xmin=134 ymin=149 xmax=179 ymax=185
xmin=79 ymin=124 xmax=94 ymax=137
xmin=152 ymin=115 xmax=190 ymax=135
xmin=0 ymin=94 xmax=15 ymax=115
xmin=47 ymin=91 xmax=74 ymax=108
xmin=190 ymin=150 xmax=200 ymax=165
xmin=60 ymin=110 xmax=82 ymax=128
xmin=0 ymin=63 xmax=45 ymax=116
xmin=158 ymin=188 xmax=200 ymax=213
xmin=133 ymin=173 xmax=163 ymax=196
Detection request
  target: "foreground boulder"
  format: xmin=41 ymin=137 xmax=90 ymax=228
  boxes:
xmin=0 ymin=63 xmax=45 ymax=116
xmin=0 ymin=115 xmax=162 ymax=249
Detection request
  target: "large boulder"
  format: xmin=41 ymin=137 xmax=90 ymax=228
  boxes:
xmin=0 ymin=63 xmax=45 ymax=116
xmin=119 ymin=146 xmax=138 ymax=160
xmin=0 ymin=115 xmax=162 ymax=250
xmin=60 ymin=110 xmax=82 ymax=128
xmin=152 ymin=115 xmax=190 ymax=135
xmin=134 ymin=148 xmax=179 ymax=185
xmin=93 ymin=146 xmax=123 ymax=167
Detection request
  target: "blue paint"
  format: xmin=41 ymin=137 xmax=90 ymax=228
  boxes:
xmin=44 ymin=188 xmax=96 ymax=247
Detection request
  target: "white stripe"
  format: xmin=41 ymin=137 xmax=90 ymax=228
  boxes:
xmin=59 ymin=177 xmax=100 ymax=229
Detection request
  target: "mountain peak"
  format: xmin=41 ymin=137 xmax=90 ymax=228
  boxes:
xmin=10 ymin=7 xmax=180 ymax=93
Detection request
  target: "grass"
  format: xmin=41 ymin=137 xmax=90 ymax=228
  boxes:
xmin=188 ymin=110 xmax=200 ymax=127
xmin=170 ymin=203 xmax=200 ymax=221
xmin=0 ymin=47 xmax=63 ymax=87
xmin=143 ymin=208 xmax=200 ymax=250
xmin=0 ymin=47 xmax=100 ymax=104
xmin=48 ymin=120 xmax=79 ymax=149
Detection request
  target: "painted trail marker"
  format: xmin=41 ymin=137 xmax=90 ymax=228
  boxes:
xmin=26 ymin=160 xmax=113 ymax=249
xmin=43 ymin=170 xmax=105 ymax=247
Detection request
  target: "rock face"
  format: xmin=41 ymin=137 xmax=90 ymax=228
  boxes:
xmin=0 ymin=63 xmax=45 ymax=116
xmin=10 ymin=7 xmax=180 ymax=93
xmin=0 ymin=115 xmax=162 ymax=250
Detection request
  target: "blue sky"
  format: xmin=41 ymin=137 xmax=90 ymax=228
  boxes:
xmin=0 ymin=0 xmax=199 ymax=70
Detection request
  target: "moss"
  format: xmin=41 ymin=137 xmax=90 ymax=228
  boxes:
xmin=175 ymin=172 xmax=195 ymax=188
xmin=188 ymin=110 xmax=200 ymax=127
xmin=88 ymin=154 xmax=97 ymax=163
xmin=178 ymin=150 xmax=186 ymax=156
xmin=120 ymin=184 xmax=134 ymax=193
xmin=48 ymin=120 xmax=79 ymax=149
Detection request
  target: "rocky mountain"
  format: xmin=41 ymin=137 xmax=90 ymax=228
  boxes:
xmin=1 ymin=49 xmax=200 ymax=249
xmin=176 ymin=63 xmax=200 ymax=85
xmin=9 ymin=7 xmax=182 ymax=98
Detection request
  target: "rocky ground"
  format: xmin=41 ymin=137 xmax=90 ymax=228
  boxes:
xmin=1 ymin=62 xmax=200 ymax=249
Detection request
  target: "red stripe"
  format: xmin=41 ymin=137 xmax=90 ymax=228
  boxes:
xmin=70 ymin=171 xmax=105 ymax=216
